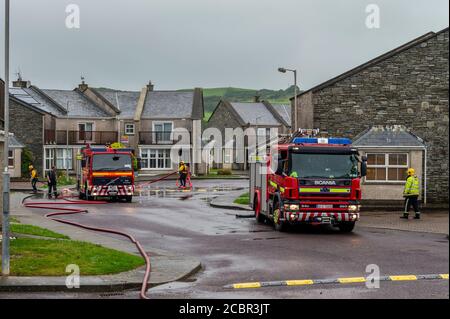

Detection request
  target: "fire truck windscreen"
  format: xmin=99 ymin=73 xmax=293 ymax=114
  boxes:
xmin=92 ymin=154 xmax=133 ymax=171
xmin=289 ymin=153 xmax=359 ymax=179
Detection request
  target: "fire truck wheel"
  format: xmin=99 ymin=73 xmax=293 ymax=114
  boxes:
xmin=272 ymin=201 xmax=287 ymax=232
xmin=338 ymin=222 xmax=356 ymax=233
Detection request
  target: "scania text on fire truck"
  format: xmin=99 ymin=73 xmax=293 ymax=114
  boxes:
xmin=77 ymin=145 xmax=140 ymax=202
xmin=250 ymin=132 xmax=367 ymax=233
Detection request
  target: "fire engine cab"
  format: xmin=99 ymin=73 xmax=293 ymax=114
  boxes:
xmin=250 ymin=131 xmax=367 ymax=232
xmin=77 ymin=145 xmax=138 ymax=202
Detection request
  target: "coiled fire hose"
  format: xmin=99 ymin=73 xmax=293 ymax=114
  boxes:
xmin=21 ymin=194 xmax=151 ymax=299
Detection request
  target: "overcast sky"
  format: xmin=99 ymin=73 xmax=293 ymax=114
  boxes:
xmin=0 ymin=0 xmax=448 ymax=91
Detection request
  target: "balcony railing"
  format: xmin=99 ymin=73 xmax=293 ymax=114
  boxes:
xmin=139 ymin=131 xmax=191 ymax=145
xmin=45 ymin=130 xmax=119 ymax=145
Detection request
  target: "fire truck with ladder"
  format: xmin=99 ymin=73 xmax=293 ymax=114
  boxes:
xmin=250 ymin=130 xmax=368 ymax=233
xmin=77 ymin=145 xmax=139 ymax=202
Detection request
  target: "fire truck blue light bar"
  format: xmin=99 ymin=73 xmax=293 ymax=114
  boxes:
xmin=293 ymin=137 xmax=352 ymax=145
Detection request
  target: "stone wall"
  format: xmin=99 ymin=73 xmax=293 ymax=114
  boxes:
xmin=10 ymin=99 xmax=45 ymax=175
xmin=301 ymin=29 xmax=449 ymax=203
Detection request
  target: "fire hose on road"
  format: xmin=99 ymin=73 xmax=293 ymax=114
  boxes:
xmin=22 ymin=194 xmax=151 ymax=299
xmin=18 ymin=170 xmax=186 ymax=299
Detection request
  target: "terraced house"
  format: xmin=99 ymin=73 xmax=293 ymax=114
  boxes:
xmin=8 ymin=78 xmax=204 ymax=176
xmin=206 ymin=97 xmax=291 ymax=170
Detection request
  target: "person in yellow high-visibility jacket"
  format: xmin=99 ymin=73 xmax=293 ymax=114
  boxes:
xmin=178 ymin=161 xmax=188 ymax=188
xmin=401 ymin=168 xmax=421 ymax=220
xmin=29 ymin=164 xmax=39 ymax=193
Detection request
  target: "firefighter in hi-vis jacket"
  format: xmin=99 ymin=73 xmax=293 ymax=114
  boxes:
xmin=401 ymin=168 xmax=421 ymax=220
xmin=178 ymin=161 xmax=188 ymax=188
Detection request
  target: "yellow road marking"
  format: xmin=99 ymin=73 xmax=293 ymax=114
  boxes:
xmin=338 ymin=277 xmax=367 ymax=284
xmin=233 ymin=282 xmax=261 ymax=289
xmin=227 ymin=273 xmax=446 ymax=289
xmin=285 ymin=280 xmax=314 ymax=286
xmin=389 ymin=275 xmax=417 ymax=281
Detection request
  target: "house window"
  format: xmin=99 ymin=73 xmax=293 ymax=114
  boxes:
xmin=78 ymin=122 xmax=94 ymax=142
xmin=8 ymin=150 xmax=14 ymax=168
xmin=153 ymin=122 xmax=173 ymax=143
xmin=366 ymin=153 xmax=408 ymax=182
xmin=125 ymin=123 xmax=135 ymax=135
xmin=140 ymin=148 xmax=172 ymax=169
xmin=45 ymin=148 xmax=55 ymax=171
xmin=56 ymin=149 xmax=73 ymax=170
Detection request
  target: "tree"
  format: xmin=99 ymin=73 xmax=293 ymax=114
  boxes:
xmin=21 ymin=147 xmax=34 ymax=177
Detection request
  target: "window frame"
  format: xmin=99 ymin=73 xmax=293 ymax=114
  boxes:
xmin=44 ymin=148 xmax=55 ymax=171
xmin=77 ymin=122 xmax=95 ymax=142
xmin=124 ymin=123 xmax=135 ymax=136
xmin=56 ymin=148 xmax=73 ymax=170
xmin=8 ymin=149 xmax=14 ymax=168
xmin=139 ymin=148 xmax=173 ymax=170
xmin=152 ymin=121 xmax=174 ymax=144
xmin=365 ymin=152 xmax=409 ymax=183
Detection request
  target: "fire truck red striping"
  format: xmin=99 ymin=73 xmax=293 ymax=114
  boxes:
xmin=22 ymin=194 xmax=152 ymax=300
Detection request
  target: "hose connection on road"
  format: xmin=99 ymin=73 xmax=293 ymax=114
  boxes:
xmin=21 ymin=193 xmax=152 ymax=300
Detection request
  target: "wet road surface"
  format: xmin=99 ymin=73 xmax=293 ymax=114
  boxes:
xmin=3 ymin=179 xmax=448 ymax=299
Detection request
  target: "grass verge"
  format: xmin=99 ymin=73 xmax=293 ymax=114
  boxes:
xmin=234 ymin=192 xmax=250 ymax=205
xmin=1 ymin=238 xmax=145 ymax=276
xmin=2 ymin=223 xmax=144 ymax=276
xmin=10 ymin=224 xmax=70 ymax=240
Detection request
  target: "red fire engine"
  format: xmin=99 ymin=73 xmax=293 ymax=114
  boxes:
xmin=77 ymin=145 xmax=138 ymax=202
xmin=250 ymin=131 xmax=367 ymax=232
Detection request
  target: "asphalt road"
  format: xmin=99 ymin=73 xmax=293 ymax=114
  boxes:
xmin=2 ymin=179 xmax=448 ymax=299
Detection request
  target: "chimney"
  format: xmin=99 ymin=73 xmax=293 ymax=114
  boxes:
xmin=78 ymin=76 xmax=88 ymax=91
xmin=253 ymin=95 xmax=260 ymax=103
xmin=147 ymin=81 xmax=154 ymax=92
xmin=12 ymin=73 xmax=30 ymax=88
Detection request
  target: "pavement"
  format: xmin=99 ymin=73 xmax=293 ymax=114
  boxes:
xmin=1 ymin=179 xmax=448 ymax=299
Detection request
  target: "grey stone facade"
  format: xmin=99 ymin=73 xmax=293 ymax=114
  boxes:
xmin=295 ymin=28 xmax=449 ymax=203
xmin=10 ymin=98 xmax=45 ymax=175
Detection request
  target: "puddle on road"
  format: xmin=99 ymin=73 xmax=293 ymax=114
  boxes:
xmin=136 ymin=186 xmax=243 ymax=202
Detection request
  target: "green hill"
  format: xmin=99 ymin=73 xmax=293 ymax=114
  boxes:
xmin=180 ymin=86 xmax=298 ymax=120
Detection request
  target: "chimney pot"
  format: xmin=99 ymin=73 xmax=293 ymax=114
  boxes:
xmin=12 ymin=79 xmax=31 ymax=88
xmin=78 ymin=82 xmax=88 ymax=91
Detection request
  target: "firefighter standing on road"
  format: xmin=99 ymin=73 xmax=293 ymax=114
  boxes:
xmin=401 ymin=168 xmax=421 ymax=220
xmin=178 ymin=161 xmax=188 ymax=188
xmin=29 ymin=165 xmax=39 ymax=193
xmin=46 ymin=166 xmax=58 ymax=198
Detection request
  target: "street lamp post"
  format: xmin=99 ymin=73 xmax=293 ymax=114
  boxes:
xmin=2 ymin=0 xmax=11 ymax=276
xmin=66 ymin=102 xmax=69 ymax=179
xmin=278 ymin=67 xmax=298 ymax=134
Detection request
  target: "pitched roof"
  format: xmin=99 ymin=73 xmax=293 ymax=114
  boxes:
xmin=292 ymin=27 xmax=449 ymax=100
xmin=141 ymin=91 xmax=195 ymax=119
xmin=10 ymin=87 xmax=65 ymax=116
xmin=39 ymin=89 xmax=112 ymax=118
xmin=94 ymin=88 xmax=140 ymax=119
xmin=270 ymin=103 xmax=291 ymax=127
xmin=228 ymin=102 xmax=280 ymax=126
xmin=353 ymin=126 xmax=426 ymax=148
xmin=9 ymin=134 xmax=25 ymax=148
